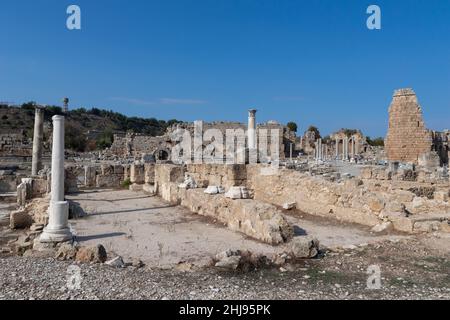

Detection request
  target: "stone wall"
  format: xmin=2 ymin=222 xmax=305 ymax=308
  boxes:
xmin=385 ymin=89 xmax=433 ymax=164
xmin=247 ymin=165 xmax=450 ymax=233
xmin=109 ymin=121 xmax=293 ymax=161
xmin=185 ymin=164 xmax=247 ymax=189
xmin=153 ymin=163 xmax=293 ymax=244
xmin=0 ymin=130 xmax=32 ymax=157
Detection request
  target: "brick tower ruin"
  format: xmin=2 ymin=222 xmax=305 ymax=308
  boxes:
xmin=385 ymin=88 xmax=433 ymax=164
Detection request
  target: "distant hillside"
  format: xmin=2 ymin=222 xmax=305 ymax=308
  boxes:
xmin=0 ymin=102 xmax=181 ymax=152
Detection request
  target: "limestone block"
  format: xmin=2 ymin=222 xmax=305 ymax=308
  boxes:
xmin=75 ymin=245 xmax=107 ymax=263
xmin=390 ymin=216 xmax=414 ymax=233
xmin=367 ymin=195 xmax=385 ymax=213
xmin=144 ymin=164 xmax=155 ymax=184
xmin=130 ymin=164 xmax=145 ymax=184
xmin=181 ymin=189 xmax=293 ymax=245
xmin=96 ymin=174 xmax=123 ymax=188
xmin=84 ymin=166 xmax=97 ymax=187
xmin=288 ymin=236 xmax=320 ymax=258
xmin=225 ymin=186 xmax=250 ymax=199
xmin=142 ymin=184 xmax=155 ymax=195
xmin=178 ymin=175 xmax=198 ymax=189
xmin=113 ymin=165 xmax=124 ymax=174
xmin=360 ymin=167 xmax=373 ymax=179
xmin=414 ymin=221 xmax=441 ymax=233
xmin=101 ymin=165 xmax=114 ymax=176
xmin=10 ymin=210 xmax=33 ymax=229
xmin=371 ymin=221 xmax=393 ymax=233
xmin=204 ymin=186 xmax=225 ymax=195
xmin=129 ymin=183 xmax=144 ymax=192
xmin=434 ymin=190 xmax=449 ymax=202
xmin=282 ymin=202 xmax=296 ymax=210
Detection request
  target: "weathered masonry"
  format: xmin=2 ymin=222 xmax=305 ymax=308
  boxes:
xmin=385 ymin=88 xmax=449 ymax=166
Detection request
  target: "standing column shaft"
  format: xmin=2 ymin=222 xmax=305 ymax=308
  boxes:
xmin=51 ymin=116 xmax=65 ymax=202
xmin=336 ymin=138 xmax=339 ymax=159
xmin=40 ymin=115 xmax=72 ymax=243
xmin=248 ymin=109 xmax=257 ymax=149
xmin=31 ymin=106 xmax=44 ymax=176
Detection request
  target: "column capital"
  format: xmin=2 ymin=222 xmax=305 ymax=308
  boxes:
xmin=248 ymin=109 xmax=257 ymax=117
xmin=52 ymin=115 xmax=65 ymax=122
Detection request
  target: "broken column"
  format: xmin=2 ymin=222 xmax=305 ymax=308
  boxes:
xmin=248 ymin=109 xmax=257 ymax=149
xmin=31 ymin=106 xmax=45 ymax=176
xmin=40 ymin=115 xmax=72 ymax=243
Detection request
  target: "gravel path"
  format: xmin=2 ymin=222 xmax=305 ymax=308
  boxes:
xmin=1 ymin=236 xmax=449 ymax=300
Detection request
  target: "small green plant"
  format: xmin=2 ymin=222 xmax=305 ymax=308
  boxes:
xmin=121 ymin=178 xmax=131 ymax=189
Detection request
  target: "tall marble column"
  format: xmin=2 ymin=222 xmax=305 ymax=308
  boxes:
xmin=40 ymin=116 xmax=72 ymax=243
xmin=335 ymin=138 xmax=339 ymax=159
xmin=248 ymin=109 xmax=257 ymax=150
xmin=31 ymin=106 xmax=45 ymax=176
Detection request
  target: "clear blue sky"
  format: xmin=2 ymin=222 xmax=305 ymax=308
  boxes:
xmin=1 ymin=0 xmax=449 ymax=137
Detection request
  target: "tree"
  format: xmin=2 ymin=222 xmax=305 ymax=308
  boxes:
xmin=65 ymin=123 xmax=87 ymax=152
xmin=307 ymin=125 xmax=321 ymax=139
xmin=287 ymin=122 xmax=298 ymax=133
xmin=366 ymin=136 xmax=384 ymax=147
xmin=97 ymin=127 xmax=114 ymax=150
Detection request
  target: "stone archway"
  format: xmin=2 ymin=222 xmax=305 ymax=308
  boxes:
xmin=154 ymin=149 xmax=170 ymax=161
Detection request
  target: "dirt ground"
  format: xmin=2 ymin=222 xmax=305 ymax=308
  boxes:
xmin=67 ymin=189 xmax=411 ymax=268
xmin=0 ymin=189 xmax=448 ymax=300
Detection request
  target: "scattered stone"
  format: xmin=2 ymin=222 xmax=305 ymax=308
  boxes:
xmin=132 ymin=259 xmax=145 ymax=268
xmin=68 ymin=202 xmax=87 ymax=219
xmin=282 ymin=202 xmax=296 ymax=210
xmin=204 ymin=186 xmax=225 ymax=195
xmin=178 ymin=174 xmax=198 ymax=189
xmin=55 ymin=243 xmax=78 ymax=261
xmin=288 ymin=236 xmax=320 ymax=259
xmin=371 ymin=221 xmax=393 ymax=233
xmin=30 ymin=224 xmax=44 ymax=232
xmin=75 ymin=244 xmax=107 ymax=264
xmin=215 ymin=256 xmax=241 ymax=270
xmin=342 ymin=244 xmax=358 ymax=250
xmin=105 ymin=256 xmax=126 ymax=268
xmin=9 ymin=210 xmax=33 ymax=229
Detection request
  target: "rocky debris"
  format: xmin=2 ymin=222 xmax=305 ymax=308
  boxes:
xmin=178 ymin=174 xmax=198 ymax=190
xmin=10 ymin=235 xmax=34 ymax=256
xmin=214 ymin=249 xmax=272 ymax=272
xmin=9 ymin=210 xmax=33 ymax=229
xmin=434 ymin=191 xmax=449 ymax=202
xmin=75 ymin=244 xmax=107 ymax=264
xmin=371 ymin=221 xmax=393 ymax=233
xmin=283 ymin=202 xmax=296 ymax=210
xmin=408 ymin=187 xmax=435 ymax=200
xmin=224 ymin=186 xmax=250 ymax=200
xmin=24 ymin=197 xmax=50 ymax=226
xmin=287 ymin=236 xmax=320 ymax=259
xmin=204 ymin=186 xmax=225 ymax=195
xmin=105 ymin=256 xmax=126 ymax=268
xmin=30 ymin=224 xmax=44 ymax=232
xmin=68 ymin=201 xmax=87 ymax=219
xmin=55 ymin=243 xmax=79 ymax=261
xmin=132 ymin=258 xmax=145 ymax=269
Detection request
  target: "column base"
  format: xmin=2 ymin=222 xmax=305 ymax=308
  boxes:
xmin=39 ymin=227 xmax=73 ymax=243
xmin=39 ymin=201 xmax=73 ymax=243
